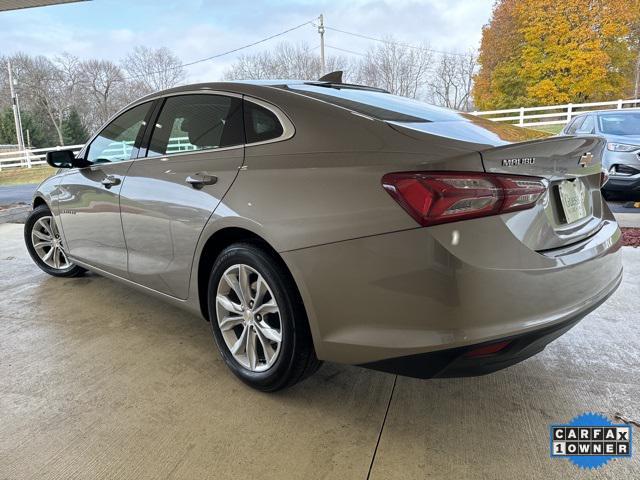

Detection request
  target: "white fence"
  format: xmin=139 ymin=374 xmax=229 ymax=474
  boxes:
xmin=471 ymin=98 xmax=640 ymax=127
xmin=0 ymin=137 xmax=198 ymax=170
xmin=3 ymin=98 xmax=640 ymax=170
xmin=0 ymin=144 xmax=85 ymax=170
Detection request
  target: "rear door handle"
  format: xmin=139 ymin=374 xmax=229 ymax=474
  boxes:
xmin=186 ymin=173 xmax=218 ymax=189
xmin=101 ymin=175 xmax=121 ymax=188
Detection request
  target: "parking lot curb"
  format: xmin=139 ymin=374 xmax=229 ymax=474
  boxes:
xmin=614 ymin=213 xmax=640 ymax=228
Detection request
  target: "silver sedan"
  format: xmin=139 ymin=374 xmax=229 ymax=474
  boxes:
xmin=25 ymin=77 xmax=622 ymax=391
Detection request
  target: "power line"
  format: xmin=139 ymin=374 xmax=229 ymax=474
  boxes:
xmin=122 ymin=17 xmax=468 ymax=82
xmin=123 ymin=18 xmax=318 ymax=81
xmin=324 ymin=44 xmax=367 ymax=57
xmin=322 ymin=25 xmax=468 ymax=57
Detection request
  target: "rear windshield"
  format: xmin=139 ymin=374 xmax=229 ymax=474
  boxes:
xmin=287 ymin=84 xmax=464 ymax=123
xmin=598 ymin=112 xmax=640 ymax=135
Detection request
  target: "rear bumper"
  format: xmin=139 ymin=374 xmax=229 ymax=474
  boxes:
xmin=283 ymin=213 xmax=623 ymax=367
xmin=360 ymin=270 xmax=621 ymax=378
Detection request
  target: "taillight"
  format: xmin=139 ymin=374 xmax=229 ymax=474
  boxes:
xmin=381 ymin=171 xmax=547 ymax=227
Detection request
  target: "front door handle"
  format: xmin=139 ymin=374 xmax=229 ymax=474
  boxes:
xmin=186 ymin=173 xmax=218 ymax=189
xmin=101 ymin=175 xmax=121 ymax=189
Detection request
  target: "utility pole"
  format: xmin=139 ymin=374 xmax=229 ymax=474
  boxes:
xmin=635 ymin=51 xmax=640 ymax=100
xmin=7 ymin=61 xmax=26 ymax=164
xmin=318 ymin=14 xmax=325 ymax=75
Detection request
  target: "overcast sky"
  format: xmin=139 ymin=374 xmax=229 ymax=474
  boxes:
xmin=0 ymin=0 xmax=494 ymax=82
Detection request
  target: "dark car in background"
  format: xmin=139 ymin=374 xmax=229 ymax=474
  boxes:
xmin=562 ymin=109 xmax=640 ymax=199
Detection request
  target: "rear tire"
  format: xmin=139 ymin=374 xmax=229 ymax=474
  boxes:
xmin=208 ymin=242 xmax=321 ymax=391
xmin=24 ymin=205 xmax=86 ymax=278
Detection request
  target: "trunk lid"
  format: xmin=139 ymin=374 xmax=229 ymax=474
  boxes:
xmin=480 ymin=136 xmax=607 ymax=251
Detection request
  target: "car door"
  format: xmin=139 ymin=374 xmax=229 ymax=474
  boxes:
xmin=119 ymin=93 xmax=244 ymax=299
xmin=57 ymin=101 xmax=155 ymax=277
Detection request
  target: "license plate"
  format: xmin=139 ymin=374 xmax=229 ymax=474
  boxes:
xmin=558 ymin=180 xmax=588 ymax=224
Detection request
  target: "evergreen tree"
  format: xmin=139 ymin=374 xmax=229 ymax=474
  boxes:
xmin=61 ymin=109 xmax=89 ymax=145
xmin=0 ymin=107 xmax=55 ymax=148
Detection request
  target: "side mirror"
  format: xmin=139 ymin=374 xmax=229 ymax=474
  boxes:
xmin=46 ymin=150 xmax=76 ymax=169
xmin=46 ymin=150 xmax=90 ymax=169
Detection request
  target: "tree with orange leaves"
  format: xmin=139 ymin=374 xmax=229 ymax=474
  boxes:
xmin=473 ymin=0 xmax=640 ymax=110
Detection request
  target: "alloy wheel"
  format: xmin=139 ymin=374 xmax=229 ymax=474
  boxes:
xmin=215 ymin=264 xmax=283 ymax=372
xmin=30 ymin=216 xmax=71 ymax=270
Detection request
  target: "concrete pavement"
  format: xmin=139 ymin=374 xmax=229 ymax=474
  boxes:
xmin=1 ymin=222 xmax=639 ymax=479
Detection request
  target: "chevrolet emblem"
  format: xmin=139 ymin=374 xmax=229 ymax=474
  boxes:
xmin=579 ymin=152 xmax=594 ymax=168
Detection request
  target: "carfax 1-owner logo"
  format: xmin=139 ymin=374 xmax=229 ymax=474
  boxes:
xmin=550 ymin=413 xmax=633 ymax=469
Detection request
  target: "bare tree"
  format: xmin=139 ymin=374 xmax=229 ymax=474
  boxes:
xmin=78 ymin=59 xmax=126 ymax=128
xmin=353 ymin=38 xmax=433 ymax=98
xmin=9 ymin=53 xmax=71 ymax=145
xmin=428 ymin=51 xmax=477 ymax=111
xmin=122 ymin=46 xmax=185 ymax=93
xmin=224 ymin=42 xmax=347 ymax=81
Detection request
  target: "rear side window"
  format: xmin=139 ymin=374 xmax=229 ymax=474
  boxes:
xmin=244 ymin=100 xmax=284 ymax=143
xmin=147 ymin=94 xmax=243 ymax=157
xmin=288 ymin=84 xmax=463 ymax=123
xmin=565 ymin=116 xmax=585 ymax=134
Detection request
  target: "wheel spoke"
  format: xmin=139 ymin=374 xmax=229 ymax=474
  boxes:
xmin=223 ymin=272 xmax=245 ymax=306
xmin=238 ymin=265 xmax=252 ymax=306
xmin=42 ymin=247 xmax=54 ymax=263
xmin=254 ymin=320 xmax=281 ymax=343
xmin=33 ymin=230 xmax=51 ymax=241
xmin=254 ymin=325 xmax=277 ymax=363
xmin=230 ymin=325 xmax=248 ymax=355
xmin=58 ymin=247 xmax=70 ymax=267
xmin=219 ymin=315 xmax=243 ymax=332
xmin=216 ymin=294 xmax=243 ymax=314
xmin=253 ymin=300 xmax=279 ymax=315
xmin=50 ymin=218 xmax=60 ymax=236
xmin=246 ymin=327 xmax=257 ymax=370
xmin=252 ymin=277 xmax=267 ymax=307
xmin=33 ymin=240 xmax=52 ymax=249
xmin=39 ymin=218 xmax=54 ymax=237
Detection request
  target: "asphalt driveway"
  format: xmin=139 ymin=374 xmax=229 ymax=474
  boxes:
xmin=0 ymin=183 xmax=38 ymax=206
xmin=1 ymin=222 xmax=638 ymax=479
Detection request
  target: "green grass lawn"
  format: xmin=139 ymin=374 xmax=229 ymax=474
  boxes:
xmin=528 ymin=124 xmax=564 ymax=135
xmin=0 ymin=166 xmax=56 ymax=186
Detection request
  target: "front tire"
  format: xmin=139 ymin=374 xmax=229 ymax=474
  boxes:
xmin=208 ymin=242 xmax=321 ymax=391
xmin=24 ymin=205 xmax=85 ymax=277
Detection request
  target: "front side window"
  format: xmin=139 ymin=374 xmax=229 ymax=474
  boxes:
xmin=86 ymin=102 xmax=152 ymax=163
xmin=565 ymin=116 xmax=585 ymax=134
xmin=576 ymin=115 xmax=595 ymax=134
xmin=244 ymin=100 xmax=284 ymax=143
xmin=147 ymin=94 xmax=243 ymax=157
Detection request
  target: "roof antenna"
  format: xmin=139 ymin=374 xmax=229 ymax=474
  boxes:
xmin=318 ymin=70 xmax=343 ymax=83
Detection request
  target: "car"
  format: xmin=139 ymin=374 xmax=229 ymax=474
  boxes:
xmin=561 ymin=109 xmax=640 ymax=199
xmin=25 ymin=75 xmax=623 ymax=391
